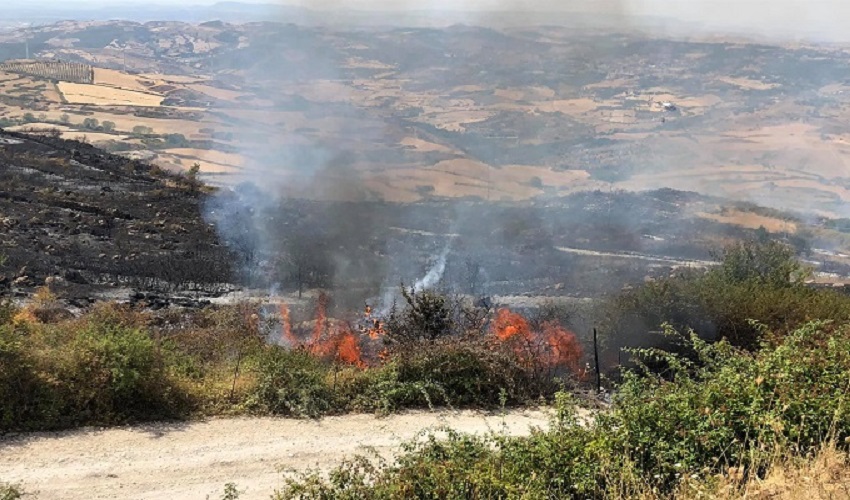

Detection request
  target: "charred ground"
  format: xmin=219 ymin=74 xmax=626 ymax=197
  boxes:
xmin=0 ymin=130 xmax=232 ymax=307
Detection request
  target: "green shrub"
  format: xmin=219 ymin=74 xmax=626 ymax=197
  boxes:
xmin=384 ymin=288 xmax=456 ymax=344
xmin=247 ymin=347 xmax=337 ymax=418
xmin=602 ymin=239 xmax=850 ymax=350
xmin=278 ymin=321 xmax=850 ymax=498
xmin=0 ymin=300 xmax=15 ymax=326
xmin=387 ymin=338 xmax=543 ymax=408
xmin=331 ymin=336 xmax=556 ymax=414
xmin=0 ymin=326 xmax=60 ymax=431
xmin=52 ymin=320 xmax=186 ymax=425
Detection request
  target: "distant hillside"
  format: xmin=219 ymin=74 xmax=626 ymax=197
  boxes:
xmin=2 ymin=21 xmax=850 ymax=219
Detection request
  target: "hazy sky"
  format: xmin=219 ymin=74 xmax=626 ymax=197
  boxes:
xmin=62 ymin=0 xmax=850 ymax=41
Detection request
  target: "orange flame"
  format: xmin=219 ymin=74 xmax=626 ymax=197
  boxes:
xmin=333 ymin=323 xmax=364 ymax=366
xmin=279 ymin=303 xmax=297 ymax=345
xmin=542 ymin=321 xmax=583 ymax=373
xmin=490 ymin=307 xmax=583 ymax=375
xmin=360 ymin=303 xmax=386 ymax=339
xmin=306 ymin=321 xmax=365 ymax=367
xmin=295 ymin=293 xmax=364 ymax=366
xmin=491 ymin=308 xmax=532 ymax=342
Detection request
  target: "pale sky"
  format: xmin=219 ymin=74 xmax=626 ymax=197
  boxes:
xmin=56 ymin=0 xmax=850 ymax=41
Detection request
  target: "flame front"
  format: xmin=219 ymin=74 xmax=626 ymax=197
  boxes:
xmin=492 ymin=308 xmax=532 ymax=342
xmin=272 ymin=300 xmax=581 ymax=375
xmin=279 ymin=303 xmax=297 ymax=345
xmin=275 ymin=292 xmax=366 ymax=366
xmin=362 ymin=304 xmax=386 ymax=339
xmin=490 ymin=307 xmax=583 ymax=375
xmin=311 ymin=292 xmax=329 ymax=345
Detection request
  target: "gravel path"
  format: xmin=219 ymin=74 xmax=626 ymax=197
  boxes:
xmin=0 ymin=410 xmax=551 ymax=499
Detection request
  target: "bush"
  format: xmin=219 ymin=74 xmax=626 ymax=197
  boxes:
xmin=601 ymin=239 xmax=850 ymax=350
xmin=247 ymin=347 xmax=337 ymax=418
xmin=277 ymin=321 xmax=850 ymax=499
xmin=0 ymin=326 xmax=60 ymax=431
xmin=0 ymin=294 xmax=578 ymax=431
xmin=339 ymin=341 xmax=524 ymax=413
xmin=0 ymin=483 xmax=23 ymax=500
xmin=53 ymin=320 xmax=183 ymax=425
xmin=384 ymin=288 xmax=456 ymax=344
xmin=0 ymin=307 xmax=190 ymax=432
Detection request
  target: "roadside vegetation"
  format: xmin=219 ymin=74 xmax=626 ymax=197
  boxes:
xmin=5 ymin=239 xmax=850 ymax=497
xmin=0 ymin=482 xmax=23 ymax=500
xmin=277 ymin=320 xmax=850 ymax=499
xmin=273 ymin=240 xmax=850 ymax=498
xmin=0 ymin=286 xmax=581 ymax=432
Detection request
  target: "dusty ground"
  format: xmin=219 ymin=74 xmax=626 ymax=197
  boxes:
xmin=0 ymin=409 xmax=551 ymax=500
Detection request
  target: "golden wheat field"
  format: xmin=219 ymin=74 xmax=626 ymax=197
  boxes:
xmin=56 ymin=82 xmax=164 ymax=106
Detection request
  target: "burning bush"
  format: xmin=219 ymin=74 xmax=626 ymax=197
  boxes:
xmin=0 ymin=293 xmax=584 ymax=431
xmin=274 ymin=293 xmax=366 ymax=367
xmin=491 ymin=307 xmax=584 ymax=377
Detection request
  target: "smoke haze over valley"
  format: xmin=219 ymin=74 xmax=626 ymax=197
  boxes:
xmin=3 ymin=0 xmax=850 ymax=311
xmin=6 ymin=2 xmax=850 ymax=498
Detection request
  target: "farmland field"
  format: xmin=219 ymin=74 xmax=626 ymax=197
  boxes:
xmin=0 ymin=22 xmax=850 ymax=220
xmin=56 ymin=81 xmax=164 ymax=106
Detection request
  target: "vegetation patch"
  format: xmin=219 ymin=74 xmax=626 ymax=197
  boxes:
xmin=275 ymin=321 xmax=850 ymax=499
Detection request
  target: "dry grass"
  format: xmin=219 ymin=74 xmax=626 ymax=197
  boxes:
xmin=717 ymin=76 xmax=780 ymax=91
xmin=57 ymin=82 xmax=163 ymax=106
xmin=68 ymin=111 xmax=216 ymax=137
xmin=3 ymin=124 xmax=129 ymax=144
xmin=399 ymin=136 xmax=456 ymax=153
xmin=94 ymin=68 xmax=157 ymax=92
xmin=5 ymin=123 xmax=72 ymax=133
xmin=41 ymin=83 xmax=64 ymax=103
xmin=139 ymin=73 xmax=208 ymax=84
xmin=186 ymin=83 xmax=246 ymax=101
xmin=698 ymin=208 xmax=798 ymax=233
xmin=164 ymin=148 xmax=244 ymax=167
xmin=155 ymin=152 xmax=243 ymax=174
xmin=415 ymin=109 xmax=495 ymax=132
xmin=65 ymin=131 xmax=128 ymax=143
xmin=342 ymin=57 xmax=394 ymax=70
xmin=677 ymin=445 xmax=850 ymax=500
xmin=533 ymin=98 xmax=600 ymax=114
xmin=354 ymin=160 xmax=595 ymax=202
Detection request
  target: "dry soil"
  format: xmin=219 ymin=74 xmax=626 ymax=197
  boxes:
xmin=0 ymin=409 xmax=551 ymax=499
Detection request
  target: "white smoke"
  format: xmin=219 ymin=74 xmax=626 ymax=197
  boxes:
xmin=412 ymin=245 xmax=451 ymax=292
xmin=373 ymin=243 xmax=452 ymax=315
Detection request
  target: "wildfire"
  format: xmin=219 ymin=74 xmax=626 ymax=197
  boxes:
xmin=490 ymin=307 xmax=583 ymax=374
xmin=311 ymin=292 xmax=329 ymax=345
xmin=273 ymin=300 xmax=581 ymax=375
xmin=542 ymin=321 xmax=583 ymax=373
xmin=492 ymin=308 xmax=532 ymax=342
xmin=274 ymin=293 xmax=367 ymax=367
xmin=361 ymin=304 xmax=385 ymax=339
xmin=331 ymin=323 xmax=364 ymax=366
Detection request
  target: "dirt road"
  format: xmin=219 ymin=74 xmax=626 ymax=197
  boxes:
xmin=0 ymin=410 xmax=551 ymax=499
